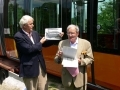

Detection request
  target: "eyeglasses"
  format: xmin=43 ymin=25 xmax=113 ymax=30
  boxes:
xmin=66 ymin=32 xmax=76 ymax=35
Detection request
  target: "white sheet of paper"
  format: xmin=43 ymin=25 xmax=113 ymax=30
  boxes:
xmin=45 ymin=28 xmax=62 ymax=40
xmin=62 ymin=57 xmax=78 ymax=67
xmin=61 ymin=46 xmax=78 ymax=67
xmin=62 ymin=46 xmax=77 ymax=59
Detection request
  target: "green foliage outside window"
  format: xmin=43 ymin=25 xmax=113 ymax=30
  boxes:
xmin=97 ymin=0 xmax=116 ymax=34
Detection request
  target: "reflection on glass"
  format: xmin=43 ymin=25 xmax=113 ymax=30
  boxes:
xmin=32 ymin=0 xmax=61 ymax=36
xmin=8 ymin=1 xmax=14 ymax=36
xmin=8 ymin=0 xmax=24 ymax=36
xmin=97 ymin=0 xmax=118 ymax=49
xmin=17 ymin=0 xmax=24 ymax=26
xmin=71 ymin=0 xmax=87 ymax=39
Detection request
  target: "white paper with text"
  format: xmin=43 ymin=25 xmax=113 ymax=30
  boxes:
xmin=62 ymin=46 xmax=78 ymax=67
xmin=45 ymin=28 xmax=62 ymax=40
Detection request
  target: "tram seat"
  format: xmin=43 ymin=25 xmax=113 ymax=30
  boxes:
xmin=4 ymin=38 xmax=18 ymax=58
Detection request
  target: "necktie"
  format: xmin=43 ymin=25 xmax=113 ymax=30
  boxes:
xmin=66 ymin=67 xmax=79 ymax=77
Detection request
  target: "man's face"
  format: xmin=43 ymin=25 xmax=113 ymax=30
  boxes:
xmin=23 ymin=19 xmax=34 ymax=33
xmin=67 ymin=27 xmax=79 ymax=44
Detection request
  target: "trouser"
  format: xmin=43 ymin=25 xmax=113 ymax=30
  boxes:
xmin=23 ymin=64 xmax=48 ymax=90
xmin=64 ymin=80 xmax=87 ymax=90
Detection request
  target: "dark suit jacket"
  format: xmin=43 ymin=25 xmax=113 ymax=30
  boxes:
xmin=14 ymin=29 xmax=58 ymax=77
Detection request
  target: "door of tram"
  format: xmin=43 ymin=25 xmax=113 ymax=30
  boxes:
xmin=70 ymin=0 xmax=96 ymax=84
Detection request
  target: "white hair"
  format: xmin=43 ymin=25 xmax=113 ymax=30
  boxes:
xmin=19 ymin=15 xmax=34 ymax=28
xmin=67 ymin=24 xmax=79 ymax=32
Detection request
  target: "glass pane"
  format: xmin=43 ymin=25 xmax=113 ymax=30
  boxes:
xmin=32 ymin=0 xmax=61 ymax=36
xmin=71 ymin=0 xmax=87 ymax=39
xmin=8 ymin=0 xmax=14 ymax=36
xmin=8 ymin=0 xmax=24 ymax=36
xmin=97 ymin=0 xmax=118 ymax=49
xmin=17 ymin=0 xmax=24 ymax=29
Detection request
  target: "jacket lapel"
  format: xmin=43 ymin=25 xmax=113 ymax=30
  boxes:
xmin=20 ymin=30 xmax=33 ymax=44
xmin=32 ymin=31 xmax=37 ymax=44
xmin=76 ymin=38 xmax=84 ymax=58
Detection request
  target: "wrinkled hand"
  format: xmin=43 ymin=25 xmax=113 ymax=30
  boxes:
xmin=56 ymin=50 xmax=63 ymax=58
xmin=59 ymin=32 xmax=64 ymax=37
xmin=40 ymin=37 xmax=46 ymax=44
xmin=78 ymin=58 xmax=81 ymax=64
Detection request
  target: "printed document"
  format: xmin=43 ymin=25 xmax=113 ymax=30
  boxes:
xmin=45 ymin=28 xmax=62 ymax=40
xmin=62 ymin=46 xmax=78 ymax=67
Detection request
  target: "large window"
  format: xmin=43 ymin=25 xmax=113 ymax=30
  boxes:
xmin=7 ymin=0 xmax=24 ymax=37
xmin=32 ymin=0 xmax=61 ymax=36
xmin=5 ymin=0 xmax=61 ymax=37
xmin=17 ymin=0 xmax=24 ymax=28
xmin=96 ymin=0 xmax=120 ymax=54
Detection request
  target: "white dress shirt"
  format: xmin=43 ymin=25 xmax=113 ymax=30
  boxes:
xmin=22 ymin=30 xmax=35 ymax=44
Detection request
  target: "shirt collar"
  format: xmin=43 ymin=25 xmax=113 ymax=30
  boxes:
xmin=70 ymin=37 xmax=78 ymax=45
xmin=22 ymin=29 xmax=32 ymax=37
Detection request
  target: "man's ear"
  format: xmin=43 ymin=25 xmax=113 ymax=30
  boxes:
xmin=23 ymin=24 xmax=26 ymax=29
xmin=77 ymin=32 xmax=79 ymax=36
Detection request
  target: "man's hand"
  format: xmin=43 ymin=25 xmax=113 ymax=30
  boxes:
xmin=40 ymin=37 xmax=46 ymax=44
xmin=59 ymin=32 xmax=64 ymax=37
xmin=56 ymin=50 xmax=63 ymax=58
xmin=78 ymin=58 xmax=81 ymax=64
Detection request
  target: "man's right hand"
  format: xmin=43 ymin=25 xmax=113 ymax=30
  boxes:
xmin=40 ymin=37 xmax=47 ymax=44
xmin=56 ymin=50 xmax=63 ymax=58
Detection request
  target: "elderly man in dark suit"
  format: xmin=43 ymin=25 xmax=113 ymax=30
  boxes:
xmin=14 ymin=15 xmax=63 ymax=90
xmin=54 ymin=24 xmax=94 ymax=90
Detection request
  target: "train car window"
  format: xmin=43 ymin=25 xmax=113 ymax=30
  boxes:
xmin=31 ymin=0 xmax=61 ymax=36
xmin=16 ymin=0 xmax=24 ymax=30
xmin=4 ymin=0 xmax=15 ymax=37
xmin=94 ymin=0 xmax=120 ymax=54
xmin=4 ymin=0 xmax=24 ymax=37
xmin=8 ymin=0 xmax=14 ymax=37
